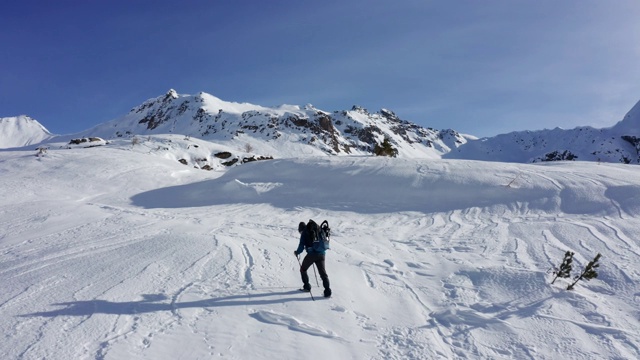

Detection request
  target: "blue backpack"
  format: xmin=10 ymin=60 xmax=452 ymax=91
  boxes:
xmin=305 ymin=219 xmax=331 ymax=252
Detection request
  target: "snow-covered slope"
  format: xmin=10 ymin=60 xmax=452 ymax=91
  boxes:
xmin=446 ymin=99 xmax=640 ymax=164
xmin=1 ymin=143 xmax=639 ymax=359
xmin=612 ymin=98 xmax=640 ymax=134
xmin=0 ymin=115 xmax=54 ymax=149
xmin=4 ymin=91 xmax=640 ymax=165
xmin=74 ymin=89 xmax=467 ymax=158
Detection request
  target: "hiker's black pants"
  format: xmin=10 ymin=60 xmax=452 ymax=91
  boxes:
xmin=300 ymin=252 xmax=330 ymax=290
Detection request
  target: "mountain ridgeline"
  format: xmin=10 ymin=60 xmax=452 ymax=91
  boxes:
xmin=79 ymin=89 xmax=466 ymax=158
xmin=2 ymin=89 xmax=640 ymax=165
xmin=444 ymin=99 xmax=640 ymax=164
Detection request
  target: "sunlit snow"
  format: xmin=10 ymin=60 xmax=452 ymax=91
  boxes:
xmin=1 ymin=136 xmax=639 ymax=359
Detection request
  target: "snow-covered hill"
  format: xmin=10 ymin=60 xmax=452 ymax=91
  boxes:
xmin=445 ymin=99 xmax=640 ymax=164
xmin=0 ymin=115 xmax=54 ymax=149
xmin=3 ymin=91 xmax=640 ymax=165
xmin=72 ymin=89 xmax=467 ymax=159
xmin=1 ymin=141 xmax=639 ymax=359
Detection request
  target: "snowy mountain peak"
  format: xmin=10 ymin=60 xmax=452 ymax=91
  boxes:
xmin=379 ymin=108 xmax=398 ymax=120
xmin=625 ymin=98 xmax=640 ymax=119
xmin=0 ymin=115 xmax=54 ymax=149
xmin=612 ymin=98 xmax=640 ymax=134
xmin=166 ymin=88 xmax=178 ymax=99
xmin=79 ymin=90 xmax=467 ymax=158
xmin=446 ymin=97 xmax=640 ymax=165
xmin=4 ymin=90 xmax=640 ymax=164
xmin=350 ymin=105 xmax=368 ymax=114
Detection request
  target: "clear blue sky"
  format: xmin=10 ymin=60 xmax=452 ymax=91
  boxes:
xmin=2 ymin=0 xmax=640 ymax=138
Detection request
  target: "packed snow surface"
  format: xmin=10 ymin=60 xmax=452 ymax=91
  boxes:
xmin=1 ymin=138 xmax=639 ymax=359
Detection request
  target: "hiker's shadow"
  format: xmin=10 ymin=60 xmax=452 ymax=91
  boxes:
xmin=20 ymin=290 xmax=305 ymax=317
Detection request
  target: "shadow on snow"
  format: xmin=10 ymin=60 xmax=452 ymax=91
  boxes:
xmin=20 ymin=290 xmax=308 ymax=317
xmin=130 ymin=159 xmax=557 ymax=214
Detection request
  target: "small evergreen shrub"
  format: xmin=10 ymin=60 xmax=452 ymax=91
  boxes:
xmin=567 ymin=253 xmax=602 ymax=290
xmin=551 ymin=251 xmax=574 ymax=284
xmin=549 ymin=251 xmax=602 ymax=291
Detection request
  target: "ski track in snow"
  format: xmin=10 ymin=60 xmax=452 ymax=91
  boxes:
xmin=1 ymin=147 xmax=640 ymax=359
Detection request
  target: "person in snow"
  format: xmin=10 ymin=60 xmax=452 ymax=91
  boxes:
xmin=294 ymin=221 xmax=331 ymax=297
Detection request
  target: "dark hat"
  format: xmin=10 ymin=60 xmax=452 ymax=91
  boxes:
xmin=298 ymin=222 xmax=306 ymax=233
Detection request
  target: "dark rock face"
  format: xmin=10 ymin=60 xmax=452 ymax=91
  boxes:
xmin=534 ymin=150 xmax=578 ymax=162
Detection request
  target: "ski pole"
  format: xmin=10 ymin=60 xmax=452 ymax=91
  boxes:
xmin=295 ymin=253 xmax=315 ymax=301
xmin=312 ymin=263 xmax=319 ymax=287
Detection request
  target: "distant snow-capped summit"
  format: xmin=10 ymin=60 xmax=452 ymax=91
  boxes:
xmin=612 ymin=99 xmax=640 ymax=135
xmin=445 ymin=99 xmax=640 ymax=164
xmin=77 ymin=89 xmax=468 ymax=158
xmin=0 ymin=115 xmax=54 ymax=149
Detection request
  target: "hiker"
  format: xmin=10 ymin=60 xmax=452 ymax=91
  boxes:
xmin=294 ymin=221 xmax=332 ymax=297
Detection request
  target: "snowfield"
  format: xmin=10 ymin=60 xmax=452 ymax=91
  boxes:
xmin=1 ymin=138 xmax=639 ymax=360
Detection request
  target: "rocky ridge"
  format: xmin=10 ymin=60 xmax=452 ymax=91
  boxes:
xmin=80 ymin=89 xmax=467 ymax=158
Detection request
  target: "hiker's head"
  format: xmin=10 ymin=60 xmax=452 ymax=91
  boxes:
xmin=298 ymin=222 xmax=306 ymax=233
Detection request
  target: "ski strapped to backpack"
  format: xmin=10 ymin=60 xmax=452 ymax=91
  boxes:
xmin=305 ymin=219 xmax=331 ymax=251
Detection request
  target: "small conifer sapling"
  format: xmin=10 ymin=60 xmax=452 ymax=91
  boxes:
xmin=551 ymin=251 xmax=574 ymax=284
xmin=567 ymin=253 xmax=602 ymax=290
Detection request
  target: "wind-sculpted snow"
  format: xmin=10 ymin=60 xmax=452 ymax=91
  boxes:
xmin=250 ymin=310 xmax=347 ymax=341
xmin=1 ymin=144 xmax=640 ymax=359
xmin=131 ymin=157 xmax=630 ymax=216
